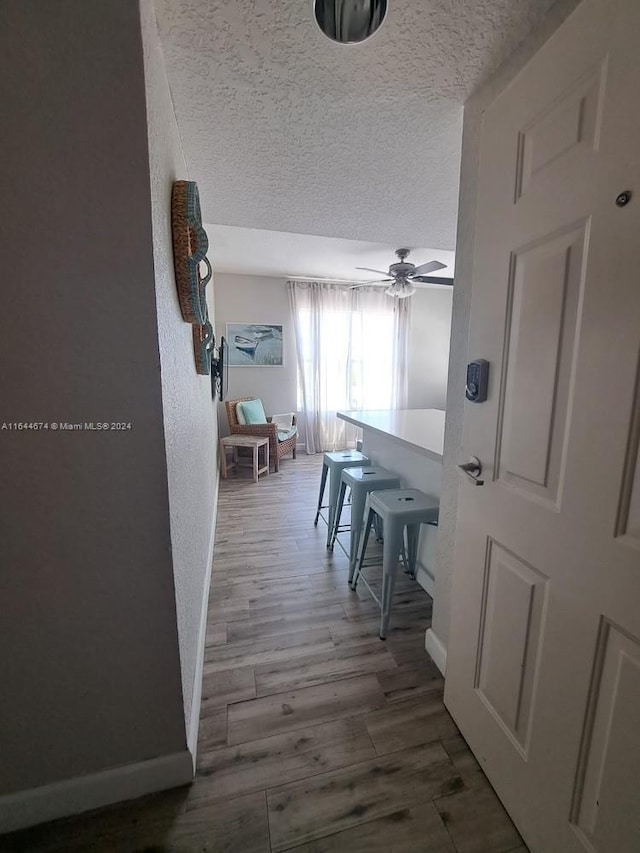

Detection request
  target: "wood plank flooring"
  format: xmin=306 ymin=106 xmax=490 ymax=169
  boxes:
xmin=2 ymin=454 xmax=526 ymax=853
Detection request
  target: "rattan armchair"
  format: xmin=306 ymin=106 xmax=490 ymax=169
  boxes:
xmin=225 ymin=398 xmax=297 ymax=472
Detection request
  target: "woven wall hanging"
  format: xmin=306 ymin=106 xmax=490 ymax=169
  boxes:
xmin=171 ymin=180 xmax=214 ymax=374
xmin=192 ymin=321 xmax=214 ymax=376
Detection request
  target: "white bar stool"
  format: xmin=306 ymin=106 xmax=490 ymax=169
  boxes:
xmin=313 ymin=450 xmax=369 ymax=547
xmin=329 ymin=466 xmax=400 ymax=582
xmin=352 ymin=488 xmax=439 ymax=639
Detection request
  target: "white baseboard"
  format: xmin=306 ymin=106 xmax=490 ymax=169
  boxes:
xmin=1 ymin=458 xmax=222 ymax=835
xmin=425 ymin=628 xmax=447 ymax=675
xmin=0 ymin=750 xmax=194 ymax=834
xmin=415 ymin=562 xmax=434 ymax=599
xmin=187 ymin=469 xmax=219 ymax=765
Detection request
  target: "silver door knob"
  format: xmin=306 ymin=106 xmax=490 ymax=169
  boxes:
xmin=458 ymin=456 xmax=484 ymax=486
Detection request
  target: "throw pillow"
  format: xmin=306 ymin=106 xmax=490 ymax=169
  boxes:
xmin=239 ymin=398 xmax=267 ymax=425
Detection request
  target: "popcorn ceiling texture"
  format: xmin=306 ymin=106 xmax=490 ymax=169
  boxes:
xmin=155 ymin=0 xmax=561 ymax=250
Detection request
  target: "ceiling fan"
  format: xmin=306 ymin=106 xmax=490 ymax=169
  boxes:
xmin=351 ymin=248 xmax=449 ymax=298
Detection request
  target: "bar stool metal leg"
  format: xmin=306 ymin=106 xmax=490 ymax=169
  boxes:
xmin=380 ymin=519 xmax=404 ymax=639
xmin=405 ymin=523 xmax=421 ymax=579
xmin=351 ymin=500 xmax=375 ymax=589
xmin=329 ymin=480 xmax=348 ymax=550
xmin=374 ymin=516 xmax=383 ymax=542
xmin=314 ymin=460 xmax=328 ymax=526
xmin=346 ymin=483 xmax=369 ymax=580
xmin=326 ymin=467 xmax=344 ymax=549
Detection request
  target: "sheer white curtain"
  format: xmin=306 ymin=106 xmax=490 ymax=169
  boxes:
xmin=288 ymin=280 xmax=410 ymax=453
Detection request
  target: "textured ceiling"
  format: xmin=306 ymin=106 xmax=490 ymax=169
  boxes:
xmin=156 ymin=0 xmax=560 ymax=250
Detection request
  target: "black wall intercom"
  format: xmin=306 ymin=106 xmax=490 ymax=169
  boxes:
xmin=466 ymin=359 xmax=489 ymax=403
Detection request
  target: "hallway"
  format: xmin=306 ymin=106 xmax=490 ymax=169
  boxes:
xmin=4 ymin=455 xmax=525 ymax=852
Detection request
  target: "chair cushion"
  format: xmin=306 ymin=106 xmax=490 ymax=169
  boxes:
xmin=277 ymin=426 xmax=297 ymax=443
xmin=238 ymin=398 xmax=267 ymax=425
xmin=271 ymin=412 xmax=294 ymax=430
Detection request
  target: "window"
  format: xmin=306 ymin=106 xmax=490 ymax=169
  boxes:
xmin=289 ymin=281 xmax=409 ymax=452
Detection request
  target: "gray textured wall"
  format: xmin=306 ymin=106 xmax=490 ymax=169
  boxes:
xmin=0 ymin=0 xmax=186 ymax=795
xmin=407 ymin=287 xmax=453 ymax=411
xmin=431 ymin=0 xmax=582 ymax=654
xmin=141 ymin=0 xmax=219 ymax=746
xmin=213 ymin=274 xmax=299 ymax=427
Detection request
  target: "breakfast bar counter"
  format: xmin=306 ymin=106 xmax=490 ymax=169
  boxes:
xmin=337 ymin=409 xmax=445 ymax=461
xmin=336 ymin=408 xmax=445 ymax=597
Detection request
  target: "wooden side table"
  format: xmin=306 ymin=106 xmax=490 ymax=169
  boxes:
xmin=220 ymin=435 xmax=269 ymax=483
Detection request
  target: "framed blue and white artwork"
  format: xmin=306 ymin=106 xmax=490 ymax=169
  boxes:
xmin=226 ymin=323 xmax=284 ymax=367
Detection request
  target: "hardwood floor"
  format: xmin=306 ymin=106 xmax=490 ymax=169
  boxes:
xmin=2 ymin=454 xmax=526 ymax=852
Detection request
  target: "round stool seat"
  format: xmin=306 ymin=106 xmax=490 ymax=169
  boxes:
xmin=324 ymin=450 xmax=369 ymax=465
xmin=369 ymin=488 xmax=439 ymax=523
xmin=341 ymin=466 xmax=399 ymax=487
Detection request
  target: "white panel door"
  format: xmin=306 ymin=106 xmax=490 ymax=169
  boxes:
xmin=444 ymin=1 xmax=640 ymax=851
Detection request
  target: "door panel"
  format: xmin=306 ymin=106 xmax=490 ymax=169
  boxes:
xmin=475 ymin=539 xmax=548 ymax=754
xmin=516 ymin=64 xmax=606 ymax=200
xmin=497 ymin=223 xmax=586 ymax=504
xmin=444 ymin=0 xmax=640 ymax=850
xmin=573 ymin=620 xmax=640 ymax=853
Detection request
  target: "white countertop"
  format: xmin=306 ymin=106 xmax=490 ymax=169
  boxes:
xmin=337 ymin=409 xmax=445 ymax=462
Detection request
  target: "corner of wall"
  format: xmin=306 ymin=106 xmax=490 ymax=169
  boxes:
xmin=0 ymin=752 xmax=194 ymax=835
xmin=425 ymin=628 xmax=447 ymax=676
xmin=212 ymin=274 xmax=298 ymax=418
xmin=186 ymin=463 xmax=220 ymax=765
xmin=140 ymin=0 xmax=220 ymax=745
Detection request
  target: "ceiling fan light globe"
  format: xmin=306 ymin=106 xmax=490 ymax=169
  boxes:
xmin=314 ymin=0 xmax=388 ymax=44
xmin=357 ymin=250 xmax=443 ymax=297
xmin=385 ymin=280 xmax=415 ymax=298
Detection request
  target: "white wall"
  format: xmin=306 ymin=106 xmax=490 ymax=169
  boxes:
xmin=213 ymin=274 xmax=298 ymax=429
xmin=430 ymin=0 xmax=581 ymax=666
xmin=407 ymin=288 xmax=453 ymax=410
xmin=0 ymin=0 xmax=186 ymax=805
xmin=141 ymin=0 xmax=218 ymax=752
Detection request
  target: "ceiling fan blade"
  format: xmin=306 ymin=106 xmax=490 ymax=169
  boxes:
xmin=355 ymin=267 xmax=393 ymax=277
xmin=350 ymin=280 xmax=392 ymax=289
xmin=409 ymin=260 xmax=447 ymax=277
xmin=412 ymin=276 xmax=455 ymax=287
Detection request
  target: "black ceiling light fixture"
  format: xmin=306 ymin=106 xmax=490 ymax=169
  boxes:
xmin=314 ymin=0 xmax=388 ymax=44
